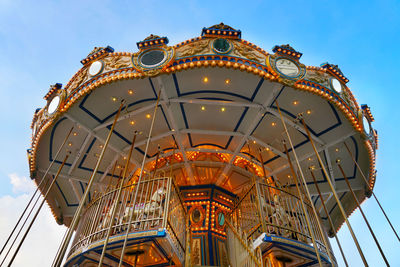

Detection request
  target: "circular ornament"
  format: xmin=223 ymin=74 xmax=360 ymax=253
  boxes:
xmin=331 ymin=78 xmax=342 ymax=93
xmin=217 ymin=211 xmax=225 ymax=226
xmin=363 ymin=115 xmax=371 ymax=134
xmin=139 ymin=49 xmax=167 ymax=68
xmin=48 ymin=95 xmax=60 ymax=115
xmin=212 ymin=38 xmax=232 ymax=54
xmin=275 ymin=58 xmax=300 ymax=77
xmin=88 ymin=61 xmax=103 ymax=76
xmin=192 ymin=208 xmax=201 ymax=223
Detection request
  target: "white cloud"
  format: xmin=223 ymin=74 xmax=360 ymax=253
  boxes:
xmin=0 ymin=193 xmax=66 ymax=267
xmin=8 ymin=173 xmax=35 ymax=194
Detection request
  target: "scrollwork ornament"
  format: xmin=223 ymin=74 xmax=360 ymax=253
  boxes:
xmin=233 ymin=41 xmax=264 ymax=63
xmin=103 ymin=55 xmax=132 ymax=71
xmin=177 ymin=39 xmax=211 ymax=57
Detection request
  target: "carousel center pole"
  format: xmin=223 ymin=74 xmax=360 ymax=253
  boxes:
xmin=300 ymin=118 xmax=369 ymax=266
xmin=52 ymin=101 xmax=125 ymax=267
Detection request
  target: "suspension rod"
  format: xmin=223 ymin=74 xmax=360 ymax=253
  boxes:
xmin=97 ymin=132 xmax=137 ymax=266
xmin=337 ymin=162 xmax=389 ymax=266
xmin=283 ymin=143 xmax=323 ymax=267
xmin=118 ymin=91 xmax=161 ymax=267
xmin=276 ymin=100 xmax=330 ymax=266
xmin=343 ymin=141 xmax=400 ymax=242
xmin=300 ymin=117 xmax=369 ymax=266
xmin=8 ymin=152 xmax=70 ymax=266
xmin=0 ymin=179 xmax=50 ymax=266
xmin=0 ymin=126 xmax=73 ymax=257
xmin=52 ymin=101 xmax=124 ymax=267
xmin=310 ymin=169 xmax=349 ymax=267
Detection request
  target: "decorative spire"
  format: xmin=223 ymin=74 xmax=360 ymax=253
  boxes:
xmin=320 ymin=62 xmax=349 ymax=83
xmin=361 ymin=104 xmax=375 ymax=122
xmin=201 ymin=23 xmax=241 ymax=39
xmin=272 ymin=44 xmax=303 ymax=60
xmin=80 ymin=46 xmax=114 ymax=65
xmin=43 ymin=83 xmax=62 ymax=100
xmin=136 ymin=34 xmax=169 ymax=49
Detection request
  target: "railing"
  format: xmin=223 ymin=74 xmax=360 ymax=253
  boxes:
xmin=231 ymin=181 xmax=331 ymax=256
xmin=226 ymin=218 xmax=263 ymax=267
xmin=68 ymin=175 xmax=186 ymax=257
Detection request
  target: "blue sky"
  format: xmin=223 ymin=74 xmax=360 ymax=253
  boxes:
xmin=0 ymin=0 xmax=399 ymax=266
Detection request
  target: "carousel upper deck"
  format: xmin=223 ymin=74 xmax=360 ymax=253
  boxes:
xmin=27 ymin=23 xmax=378 ymax=266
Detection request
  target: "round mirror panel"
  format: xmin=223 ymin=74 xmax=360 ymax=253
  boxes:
xmin=89 ymin=61 xmax=103 ymax=76
xmin=363 ymin=115 xmax=371 ymax=134
xmin=140 ymin=50 xmax=166 ymax=68
xmin=48 ymin=95 xmax=60 ymax=115
xmin=191 ymin=208 xmax=201 ymax=223
xmin=331 ymin=78 xmax=342 ymax=93
xmin=217 ymin=212 xmax=225 ymax=226
xmin=213 ymin=38 xmax=231 ymax=53
xmin=275 ymin=58 xmax=300 ymax=77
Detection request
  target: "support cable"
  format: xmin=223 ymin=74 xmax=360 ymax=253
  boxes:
xmin=118 ymin=91 xmax=161 ymax=267
xmin=280 ymin=121 xmax=335 ymax=265
xmin=276 ymin=100 xmax=328 ymax=266
xmin=300 ymin=118 xmax=369 ymax=266
xmin=97 ymin=132 xmax=137 ymax=266
xmin=343 ymin=141 xmax=400 ymax=242
xmin=0 ymin=126 xmax=73 ymax=257
xmin=52 ymin=101 xmax=125 ymax=267
xmin=8 ymin=152 xmax=70 ymax=266
xmin=337 ymin=162 xmax=389 ymax=266
xmin=310 ymin=169 xmax=349 ymax=267
xmin=282 ymin=142 xmax=323 ymax=267
xmin=0 ymin=179 xmax=50 ymax=266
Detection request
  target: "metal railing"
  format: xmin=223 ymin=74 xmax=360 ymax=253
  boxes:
xmin=226 ymin=218 xmax=263 ymax=267
xmin=68 ymin=175 xmax=186 ymax=257
xmin=231 ymin=181 xmax=331 ymax=255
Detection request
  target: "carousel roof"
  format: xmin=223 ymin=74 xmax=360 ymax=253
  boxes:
xmin=28 ymin=23 xmax=377 ymax=232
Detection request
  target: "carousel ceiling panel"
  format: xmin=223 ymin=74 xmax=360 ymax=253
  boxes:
xmin=103 ymin=107 xmax=173 ymax=149
xmin=173 ymin=68 xmax=262 ymax=101
xmin=187 ymin=133 xmax=237 ymax=150
xmin=134 ymin=134 xmax=177 ymax=159
xmin=193 ymin=165 xmax=222 ymax=184
xmin=77 ymin=79 xmax=157 ymax=125
xmin=180 ymin=102 xmax=247 ymax=132
xmin=36 ymin=118 xmax=75 ymax=172
xmin=228 ymin=170 xmax=251 ymax=193
xmin=271 ymin=87 xmax=341 ymax=135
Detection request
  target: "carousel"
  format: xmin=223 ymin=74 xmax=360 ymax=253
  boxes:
xmin=2 ymin=23 xmax=397 ymax=267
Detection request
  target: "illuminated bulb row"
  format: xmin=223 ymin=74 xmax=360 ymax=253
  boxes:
xmin=81 ymin=49 xmax=108 ymax=65
xmin=241 ymin=40 xmax=268 ymax=55
xmin=295 ymin=82 xmax=362 ymax=133
xmin=218 ymin=195 xmax=233 ymax=204
xmin=166 ymin=59 xmax=275 ymax=80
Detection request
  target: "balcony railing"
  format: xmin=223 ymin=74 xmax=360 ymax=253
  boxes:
xmin=68 ymin=175 xmax=186 ymax=258
xmin=231 ymin=181 xmax=331 ymax=256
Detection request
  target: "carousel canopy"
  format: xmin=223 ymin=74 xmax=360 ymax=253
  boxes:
xmin=29 ymin=23 xmax=377 ymax=232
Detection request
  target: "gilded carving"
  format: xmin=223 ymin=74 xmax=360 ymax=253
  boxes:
xmin=306 ymin=71 xmax=330 ymax=87
xmin=176 ymin=39 xmax=211 ymax=57
xmin=68 ymin=68 xmax=88 ymax=92
xmin=232 ymin=41 xmax=264 ymax=63
xmin=103 ymin=55 xmax=132 ymax=71
xmin=342 ymin=88 xmax=357 ymax=111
